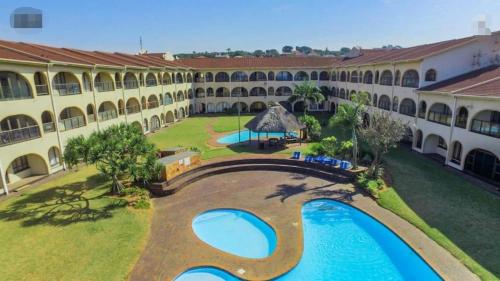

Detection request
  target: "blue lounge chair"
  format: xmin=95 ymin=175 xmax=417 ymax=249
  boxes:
xmin=304 ymin=155 xmax=313 ymax=162
xmin=322 ymin=157 xmax=333 ymax=165
xmin=314 ymin=155 xmax=324 ymax=163
xmin=331 ymin=158 xmax=340 ymax=166
xmin=291 ymin=151 xmax=301 ymax=159
xmin=340 ymin=161 xmax=352 ymax=170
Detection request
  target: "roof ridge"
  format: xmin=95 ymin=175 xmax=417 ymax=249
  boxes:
xmin=61 ymin=48 xmax=125 ymax=67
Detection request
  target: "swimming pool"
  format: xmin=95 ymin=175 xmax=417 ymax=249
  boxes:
xmin=192 ymin=209 xmax=277 ymax=258
xmin=174 ymin=267 xmax=239 ymax=281
xmin=176 ymin=200 xmax=441 ymax=281
xmin=217 ymin=130 xmax=296 ymax=144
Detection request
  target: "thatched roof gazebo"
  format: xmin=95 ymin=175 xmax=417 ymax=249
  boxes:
xmin=245 ymin=102 xmax=305 ymax=147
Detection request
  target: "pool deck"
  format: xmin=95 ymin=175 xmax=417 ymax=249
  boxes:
xmin=130 ymin=155 xmax=479 ymax=281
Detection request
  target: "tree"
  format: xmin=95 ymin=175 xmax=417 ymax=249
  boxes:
xmin=289 ymin=81 xmax=325 ymax=116
xmin=63 ymin=124 xmax=159 ymax=194
xmin=328 ymin=91 xmax=370 ymax=169
xmin=299 ymin=115 xmax=322 ymax=141
xmin=282 ymin=45 xmax=293 ymax=53
xmin=358 ymin=111 xmax=406 ymax=177
xmin=253 ymin=50 xmax=265 ymax=57
xmin=265 ymin=49 xmax=280 ymax=57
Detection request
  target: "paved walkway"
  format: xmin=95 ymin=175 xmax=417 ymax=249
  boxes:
xmin=129 ymin=159 xmax=478 ymax=281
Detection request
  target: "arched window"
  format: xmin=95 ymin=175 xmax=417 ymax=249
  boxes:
xmin=205 ymin=72 xmax=214 ymax=82
xmin=48 ymin=147 xmax=61 ymax=167
xmin=145 ymin=73 xmax=157 ymax=87
xmin=319 ymin=71 xmax=330 ymax=81
xmin=418 ymin=101 xmax=427 ymax=118
xmin=231 ymin=87 xmax=248 ymax=97
xmin=215 ymin=72 xmax=229 ymax=82
xmin=394 ymin=70 xmax=401 ymax=86
xmin=186 ymin=73 xmax=193 ymax=83
xmin=339 ymin=89 xmax=346 ymax=99
xmin=415 ymin=130 xmax=423 ymax=148
xmin=401 ymin=70 xmax=420 ymax=88
xmin=194 ymin=72 xmax=203 ymax=83
xmin=139 ymin=73 xmax=145 ymax=87
xmin=425 ymin=69 xmax=437 ymax=82
xmin=250 ymin=87 xmax=266 ymax=96
xmin=123 ymin=72 xmax=138 ymax=89
xmin=373 ymin=93 xmax=378 ymax=106
xmin=176 ymin=73 xmax=184 ymax=83
xmin=267 ymin=71 xmax=275 ymax=81
xmin=249 ymin=71 xmax=267 ymax=81
xmin=0 ymin=114 xmax=40 ymax=144
xmin=374 ymin=71 xmax=380 ymax=84
xmin=451 ymin=141 xmax=462 ymax=164
xmin=268 ymin=87 xmax=274 ymax=96
xmin=455 ymin=107 xmax=468 ymax=128
xmin=231 ymin=71 xmax=248 ymax=82
xmin=340 ymin=71 xmax=347 ymax=82
xmin=195 ymin=88 xmax=205 ymax=98
xmin=206 ymin=87 xmax=214 ymax=96
xmin=294 ymin=71 xmax=309 ymax=81
xmin=350 ymin=71 xmax=358 ymax=83
xmin=470 ymin=110 xmax=500 ymax=138
xmin=276 ymin=86 xmax=292 ymax=96
xmin=363 ymin=71 xmax=373 ymax=84
xmin=276 ymin=71 xmax=293 ymax=81
xmin=399 ymin=98 xmax=416 ymax=116
xmin=379 ymin=70 xmax=393 ymax=86
xmin=347 ymin=71 xmax=351 ymax=82
xmin=331 ymin=71 xmax=337 ymax=81
xmin=34 ymin=71 xmax=48 ymax=95
xmin=310 ymin=71 xmax=318 ymax=80
xmin=215 ymin=87 xmax=230 ymax=97
xmin=428 ymin=103 xmax=452 ymax=126
xmin=378 ymin=95 xmax=391 ymax=110
xmin=392 ymin=97 xmax=399 ymax=112
xmin=0 ymin=71 xmax=33 ymax=99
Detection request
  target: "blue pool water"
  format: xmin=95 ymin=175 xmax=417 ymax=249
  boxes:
xmin=217 ymin=130 xmax=297 ymax=144
xmin=192 ymin=209 xmax=277 ymax=258
xmin=174 ymin=267 xmax=239 ymax=281
xmin=177 ymin=200 xmax=441 ymax=281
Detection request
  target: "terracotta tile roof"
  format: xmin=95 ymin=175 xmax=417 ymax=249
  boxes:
xmin=418 ymin=65 xmax=500 ymax=97
xmin=0 ymin=40 xmax=92 ymax=65
xmin=0 ymin=45 xmax=48 ymax=63
xmin=177 ymin=56 xmax=339 ymax=69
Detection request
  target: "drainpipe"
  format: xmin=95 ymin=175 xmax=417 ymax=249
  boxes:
xmin=0 ymin=160 xmax=9 ymax=195
xmin=90 ymin=68 xmax=100 ymax=131
xmin=46 ymin=64 xmax=66 ymax=170
xmin=136 ymin=69 xmax=145 ymax=131
xmin=446 ymin=96 xmax=458 ymax=165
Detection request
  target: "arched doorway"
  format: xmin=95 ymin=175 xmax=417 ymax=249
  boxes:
xmin=250 ymin=101 xmax=266 ymax=113
xmin=232 ymin=102 xmax=248 ymax=113
xmin=464 ymin=149 xmax=500 ymax=186
xmin=5 ymin=154 xmax=48 ymax=185
xmin=150 ymin=115 xmax=160 ymax=131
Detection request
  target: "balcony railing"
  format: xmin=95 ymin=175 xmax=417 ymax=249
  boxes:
xmin=35 ymin=84 xmax=49 ymax=95
xmin=427 ymin=111 xmax=451 ymax=126
xmin=471 ymin=119 xmax=500 ymax=138
xmin=59 ymin=116 xmax=85 ymax=131
xmin=0 ymin=125 xmax=41 ymax=146
xmin=88 ymin=114 xmax=96 ymax=123
xmin=42 ymin=122 xmax=55 ymax=133
xmin=146 ymin=79 xmax=157 ymax=87
xmin=98 ymin=110 xmax=118 ymax=121
xmin=0 ymin=85 xmax=33 ymax=100
xmin=53 ymin=83 xmax=81 ymax=96
xmin=126 ymin=105 xmax=140 ymax=114
xmin=94 ymin=81 xmax=115 ymax=92
xmin=124 ymin=80 xmax=138 ymax=89
xmin=148 ymin=101 xmax=159 ymax=109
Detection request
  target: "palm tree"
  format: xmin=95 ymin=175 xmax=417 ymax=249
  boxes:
xmin=289 ymin=81 xmax=325 ymax=116
xmin=329 ymin=91 xmax=370 ymax=169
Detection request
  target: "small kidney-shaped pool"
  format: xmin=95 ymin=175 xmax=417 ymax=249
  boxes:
xmin=217 ymin=130 xmax=297 ymax=144
xmin=192 ymin=209 xmax=277 ymax=259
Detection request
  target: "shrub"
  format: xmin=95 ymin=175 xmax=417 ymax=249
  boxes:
xmin=337 ymin=140 xmax=353 ymax=160
xmin=308 ymin=142 xmax=327 ymax=156
xmin=320 ymin=136 xmax=337 ymax=157
xmin=299 ymin=115 xmax=322 ymax=141
xmin=356 ymin=172 xmax=385 ymax=198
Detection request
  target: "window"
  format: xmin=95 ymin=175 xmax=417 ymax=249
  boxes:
xmin=438 ymin=136 xmax=447 ymax=150
xmin=215 ymin=72 xmax=229 ymax=82
xmin=373 ymin=94 xmax=378 ymax=106
xmin=455 ymin=107 xmax=468 ymax=128
xmin=379 ymin=70 xmax=393 ymax=86
xmin=319 ymin=71 xmax=330 ymax=81
xmin=418 ymin=101 xmax=427 ymax=119
xmin=401 ymin=70 xmax=420 ymax=88
xmin=428 ymin=103 xmax=452 ymax=126
xmin=12 ymin=156 xmax=29 ymax=173
xmin=416 ymin=130 xmax=423 ymax=148
xmin=350 ymin=71 xmax=358 ymax=83
xmin=294 ymin=71 xmax=309 ymax=81
xmin=392 ymin=97 xmax=399 ymax=112
xmin=451 ymin=142 xmax=462 ymax=164
xmin=331 ymin=72 xmax=337 ymax=81
xmin=340 ymin=71 xmax=347 ymax=82
xmin=249 ymin=72 xmax=267 ymax=81
xmin=48 ymin=147 xmax=60 ymax=167
xmin=394 ymin=70 xmax=401 ymax=86
xmin=399 ymin=99 xmax=416 ymax=116
xmin=363 ymin=71 xmax=373 ymax=84
xmin=374 ymin=71 xmax=380 ymax=84
xmin=276 ymin=71 xmax=293 ymax=81
xmin=205 ymin=72 xmax=213 ymax=82
xmin=267 ymin=71 xmax=274 ymax=81
xmin=310 ymin=71 xmax=318 ymax=80
xmin=378 ymin=95 xmax=391 ymax=110
xmin=231 ymin=71 xmax=248 ymax=82
xmin=425 ymin=69 xmax=437 ymax=81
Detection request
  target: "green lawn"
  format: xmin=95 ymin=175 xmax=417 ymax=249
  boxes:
xmin=211 ymin=114 xmax=255 ymax=132
xmin=379 ymin=149 xmax=500 ymax=280
xmin=0 ymin=166 xmax=151 ymax=281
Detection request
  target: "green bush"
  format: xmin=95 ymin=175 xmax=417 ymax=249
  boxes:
xmin=308 ymin=142 xmax=327 ymax=156
xmin=356 ymin=172 xmax=385 ymax=198
xmin=299 ymin=115 xmax=322 ymax=141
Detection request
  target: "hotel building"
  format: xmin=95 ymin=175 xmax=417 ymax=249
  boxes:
xmin=0 ymin=31 xmax=499 ymax=194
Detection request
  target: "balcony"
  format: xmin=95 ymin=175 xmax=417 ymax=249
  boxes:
xmin=88 ymin=114 xmax=96 ymax=123
xmin=146 ymin=79 xmax=157 ymax=87
xmin=98 ymin=110 xmax=118 ymax=122
xmin=427 ymin=111 xmax=452 ymax=126
xmin=124 ymin=80 xmax=138 ymax=90
xmin=0 ymin=125 xmax=41 ymax=146
xmin=94 ymin=81 xmax=114 ymax=92
xmin=53 ymin=83 xmax=81 ymax=96
xmin=0 ymin=85 xmax=32 ymax=101
xmin=471 ymin=119 xmax=500 ymax=138
xmin=148 ymin=101 xmax=159 ymax=109
xmin=35 ymin=84 xmax=49 ymax=96
xmin=116 ymin=81 xmax=122 ymax=89
xmin=126 ymin=105 xmax=140 ymax=114
xmin=59 ymin=116 xmax=85 ymax=131
xmin=42 ymin=122 xmax=56 ymax=133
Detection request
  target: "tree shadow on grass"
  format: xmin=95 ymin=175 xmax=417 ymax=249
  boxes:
xmin=0 ymin=174 xmax=127 ymax=227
